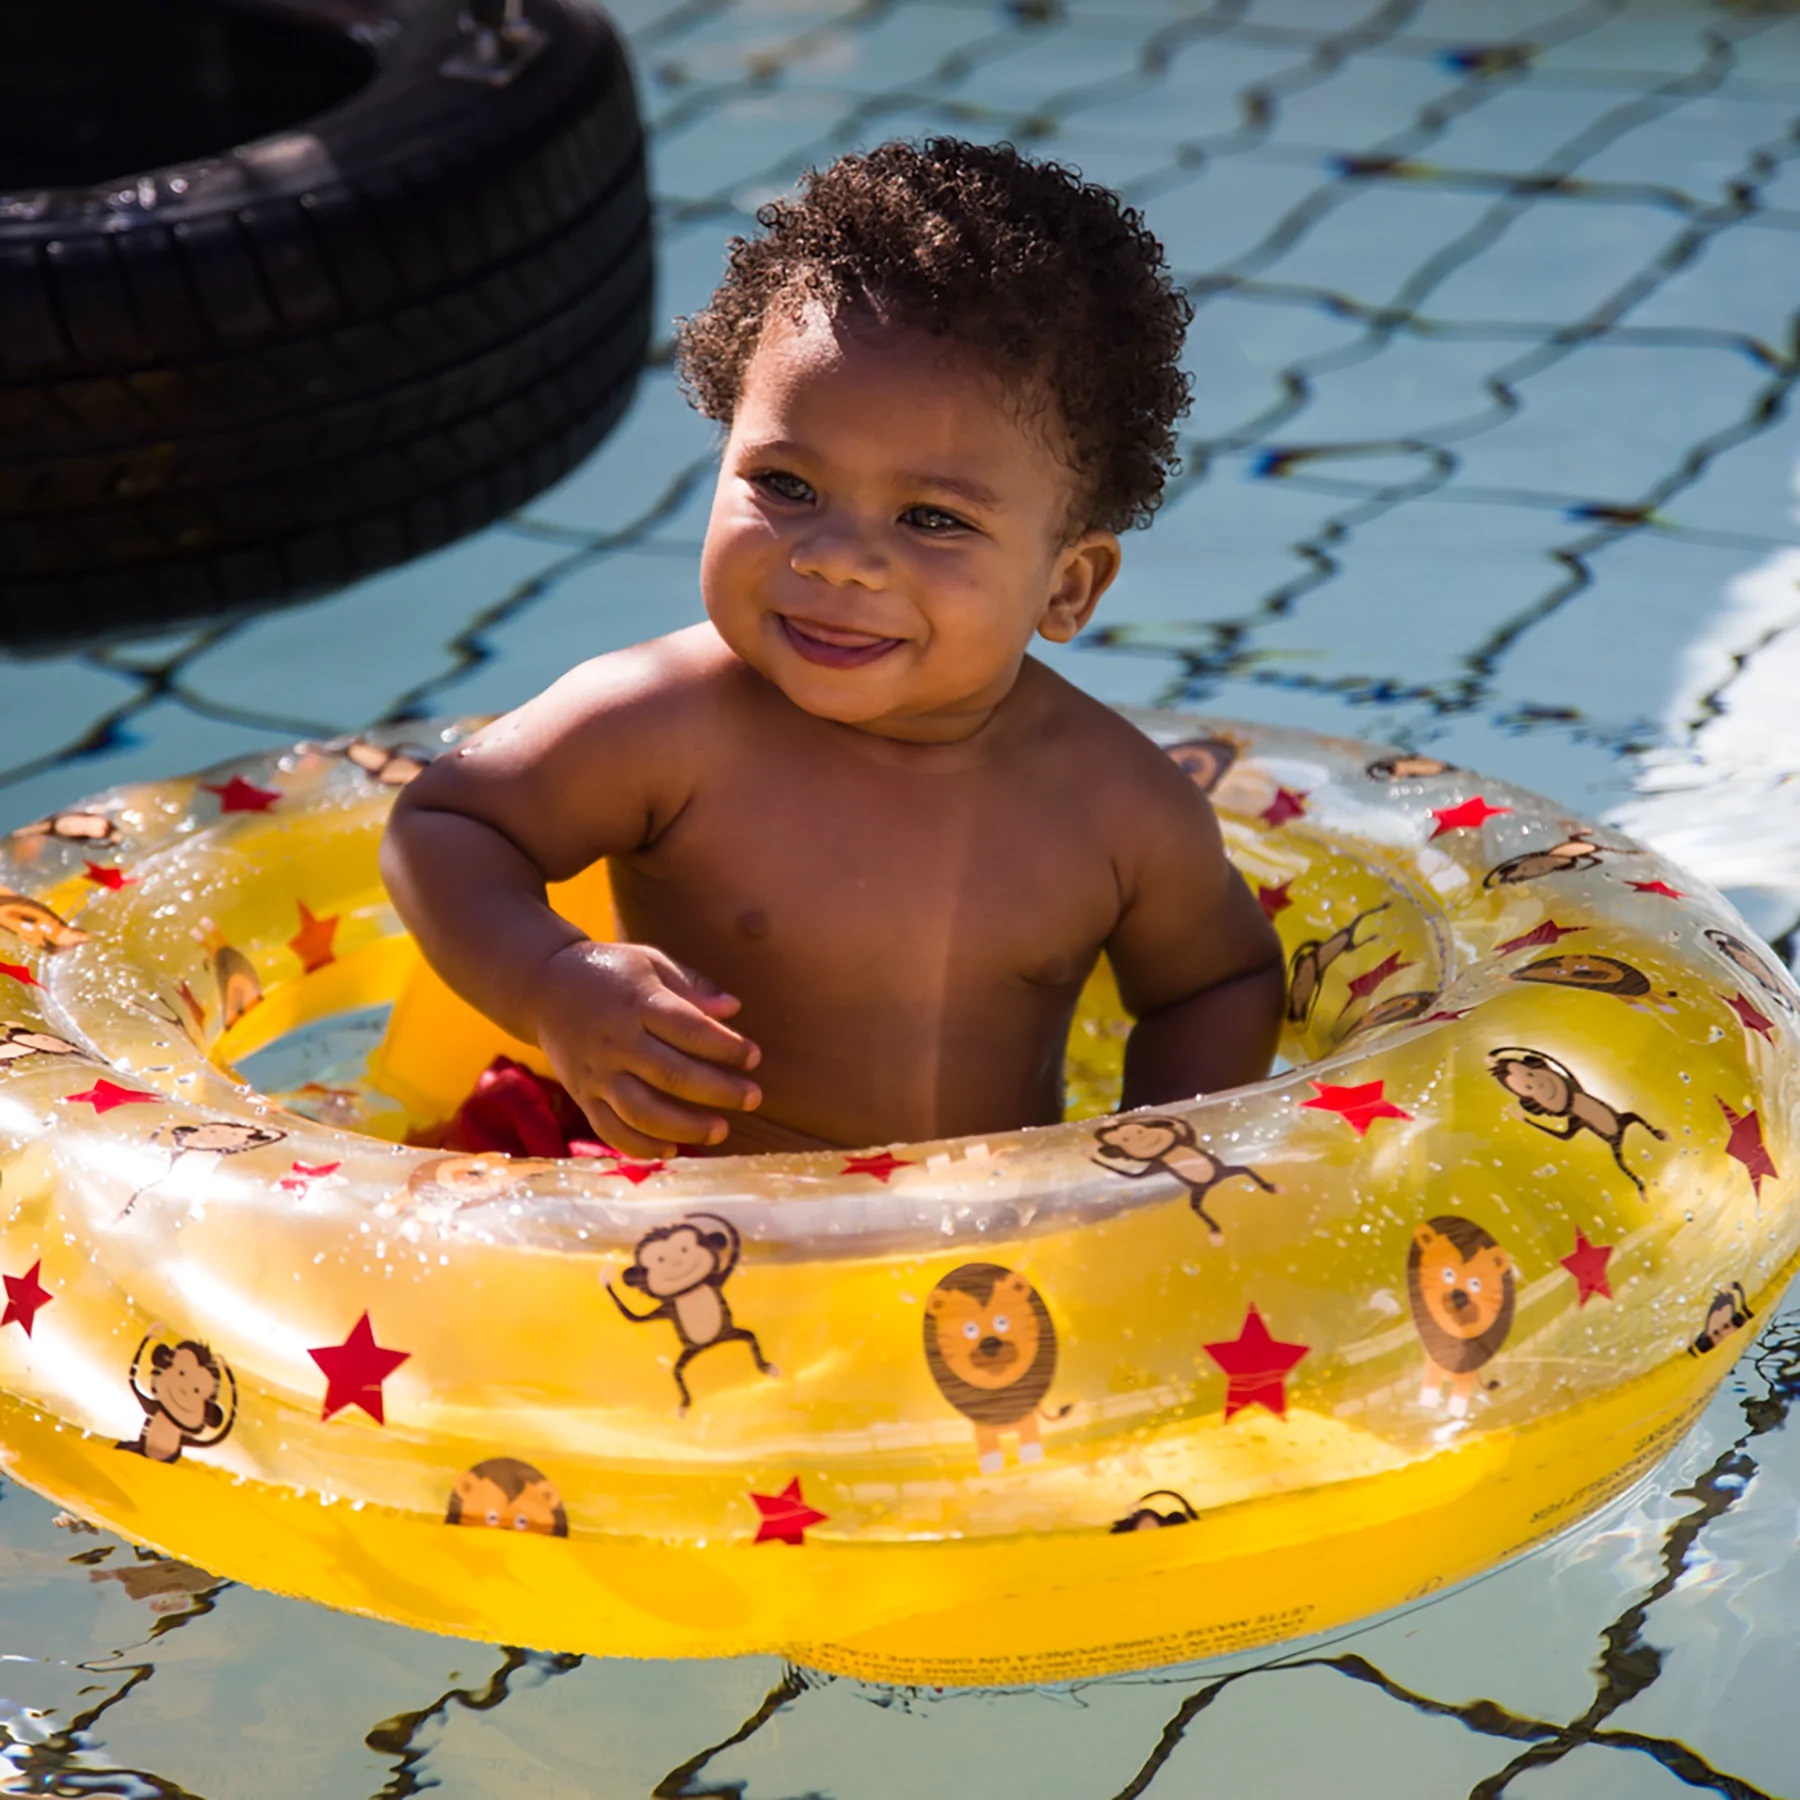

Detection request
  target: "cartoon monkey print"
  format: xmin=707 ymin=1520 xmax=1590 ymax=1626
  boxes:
xmin=128 ymin=983 xmax=208 ymax=1047
xmin=923 ymin=1263 xmax=1071 ymax=1474
xmin=121 ymin=1120 xmax=287 ymax=1219
xmin=1408 ymin=1217 xmax=1516 ymax=1417
xmin=1510 ymin=953 xmax=1650 ymax=999
xmin=1483 ymin=835 xmax=1635 ymax=890
xmin=606 ymin=1214 xmax=776 ymax=1414
xmin=402 ymin=1153 xmax=558 ymax=1212
xmin=1367 ymin=754 xmax=1454 ymax=782
xmin=1287 ymin=903 xmax=1389 ymax=1025
xmin=117 ymin=1336 xmax=236 ymax=1463
xmin=446 ymin=1457 xmax=568 ymax=1536
xmin=1109 ymin=1490 xmax=1199 ymax=1533
xmin=1090 ymin=1115 xmax=1275 ymax=1241
xmin=1703 ymin=929 xmax=1796 ymax=1013
xmin=9 ymin=810 xmax=119 ymax=853
xmin=0 ymin=1024 xmax=85 ymax=1068
xmin=1341 ymin=989 xmax=1440 ymax=1040
xmin=1688 ymin=1282 xmax=1753 ymax=1357
xmin=0 ymin=889 xmax=88 ymax=952
xmin=342 ymin=738 xmax=434 ymax=787
xmin=1486 ymin=1047 xmax=1665 ymax=1195
xmin=213 ymin=943 xmax=261 ymax=1030
xmin=1165 ymin=736 xmax=1239 ymax=795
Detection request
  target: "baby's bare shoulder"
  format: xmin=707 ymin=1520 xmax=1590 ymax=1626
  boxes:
xmin=461 ymin=627 xmax=735 ymax=767
xmin=1025 ymin=664 xmax=1213 ymax=834
xmin=398 ymin=625 xmax=745 ymax=877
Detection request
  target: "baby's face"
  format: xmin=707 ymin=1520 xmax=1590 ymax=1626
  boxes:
xmin=701 ymin=309 xmax=1120 ymax=743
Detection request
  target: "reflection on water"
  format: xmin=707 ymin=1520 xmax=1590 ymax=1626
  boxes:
xmin=4 ymin=0 xmax=1800 ymax=1794
xmin=1 ymin=1313 xmax=1795 ymax=1795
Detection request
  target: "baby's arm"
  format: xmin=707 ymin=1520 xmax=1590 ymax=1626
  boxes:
xmin=380 ymin=640 xmax=761 ymax=1157
xmin=1104 ymin=755 xmax=1285 ymax=1108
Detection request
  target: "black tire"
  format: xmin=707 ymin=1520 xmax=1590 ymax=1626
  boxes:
xmin=0 ymin=0 xmax=652 ymax=646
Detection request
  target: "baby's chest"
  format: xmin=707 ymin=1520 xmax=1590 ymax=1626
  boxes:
xmin=634 ymin=777 xmax=1118 ymax=984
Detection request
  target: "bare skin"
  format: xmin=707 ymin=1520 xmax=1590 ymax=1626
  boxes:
xmin=383 ymin=309 xmax=1284 ymax=1156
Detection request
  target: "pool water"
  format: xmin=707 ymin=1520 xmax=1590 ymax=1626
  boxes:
xmin=4 ymin=0 xmax=1800 ymax=1793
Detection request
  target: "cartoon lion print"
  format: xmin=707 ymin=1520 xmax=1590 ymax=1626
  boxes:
xmin=923 ymin=1263 xmax=1070 ymax=1474
xmin=1407 ymin=1216 xmax=1516 ymax=1418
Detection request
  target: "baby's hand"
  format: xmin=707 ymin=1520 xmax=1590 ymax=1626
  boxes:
xmin=529 ymin=940 xmax=762 ymax=1158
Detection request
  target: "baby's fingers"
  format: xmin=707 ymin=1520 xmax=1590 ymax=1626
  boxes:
xmin=606 ymin=1072 xmax=731 ymax=1151
xmin=632 ymin=1034 xmax=761 ymax=1117
xmin=570 ymin=1093 xmax=676 ymax=1162
xmin=643 ymin=990 xmax=762 ymax=1071
xmin=648 ymin=949 xmax=742 ymax=1016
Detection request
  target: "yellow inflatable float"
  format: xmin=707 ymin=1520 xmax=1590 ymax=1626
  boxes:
xmin=0 ymin=714 xmax=1794 ymax=1685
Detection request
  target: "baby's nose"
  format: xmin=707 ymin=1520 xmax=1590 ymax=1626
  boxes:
xmin=791 ymin=526 xmax=887 ymax=588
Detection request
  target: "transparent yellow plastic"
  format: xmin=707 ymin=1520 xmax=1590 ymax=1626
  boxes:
xmin=0 ymin=715 xmax=1794 ymax=1685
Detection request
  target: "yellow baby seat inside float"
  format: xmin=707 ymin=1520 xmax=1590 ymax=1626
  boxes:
xmin=0 ymin=714 xmax=1795 ymax=1686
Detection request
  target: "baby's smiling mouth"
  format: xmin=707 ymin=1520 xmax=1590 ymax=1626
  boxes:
xmin=778 ymin=614 xmax=902 ymax=669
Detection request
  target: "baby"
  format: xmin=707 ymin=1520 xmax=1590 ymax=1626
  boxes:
xmin=383 ymin=139 xmax=1284 ymax=1158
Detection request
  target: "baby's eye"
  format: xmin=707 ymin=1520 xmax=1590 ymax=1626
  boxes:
xmin=903 ymin=504 xmax=969 ymax=534
xmin=754 ymin=471 xmax=813 ymax=503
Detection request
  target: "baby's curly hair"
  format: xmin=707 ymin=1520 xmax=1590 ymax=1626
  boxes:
xmin=675 ymin=138 xmax=1193 ymax=534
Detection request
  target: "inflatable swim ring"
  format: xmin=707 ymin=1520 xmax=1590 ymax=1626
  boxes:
xmin=0 ymin=715 xmax=1795 ymax=1686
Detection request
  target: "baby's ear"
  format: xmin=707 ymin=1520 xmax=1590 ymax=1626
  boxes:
xmin=1038 ymin=530 xmax=1121 ymax=643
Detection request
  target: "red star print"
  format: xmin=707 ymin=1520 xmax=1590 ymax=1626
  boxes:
xmin=1345 ymin=951 xmax=1414 ymax=1002
xmin=61 ymin=1079 xmax=160 ymax=1114
xmin=1560 ymin=1229 xmax=1613 ymax=1306
xmin=1628 ymin=880 xmax=1685 ymax=901
xmin=1 ymin=1260 xmax=51 ymax=1336
xmin=278 ymin=1160 xmax=343 ymax=1196
xmin=309 ymin=1312 xmax=410 ymax=1424
xmin=1497 ymin=920 xmax=1585 ymax=955
xmin=287 ymin=901 xmax=339 ymax=974
xmin=0 ymin=961 xmax=38 ymax=989
xmin=1256 ymin=881 xmax=1293 ymax=921
xmin=1727 ymin=992 xmax=1776 ymax=1040
xmin=750 ymin=1477 xmax=829 ymax=1545
xmin=1204 ymin=1304 xmax=1309 ymax=1420
xmin=203 ymin=775 xmax=281 ymax=814
xmin=1718 ymin=1097 xmax=1778 ymax=1196
xmin=841 ymin=1150 xmax=913 ymax=1183
xmin=596 ymin=1156 xmax=666 ymax=1185
xmin=1301 ymin=1078 xmax=1412 ymax=1136
xmin=82 ymin=862 xmax=136 ymax=890
xmin=1259 ymin=788 xmax=1308 ymax=829
xmin=1429 ymin=796 xmax=1512 ymax=838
